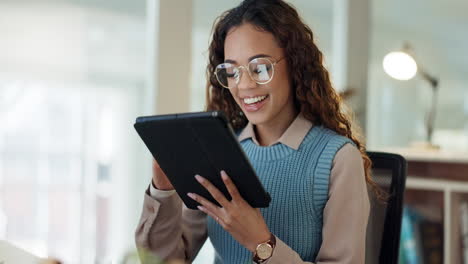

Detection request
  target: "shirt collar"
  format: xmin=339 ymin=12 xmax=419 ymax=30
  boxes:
xmin=237 ymin=112 xmax=313 ymax=150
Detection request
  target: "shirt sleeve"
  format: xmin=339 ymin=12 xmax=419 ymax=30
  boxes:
xmin=135 ymin=183 xmax=208 ymax=263
xmin=149 ymin=180 xmax=176 ymax=198
xmin=315 ymin=143 xmax=370 ymax=263
xmin=264 ymin=143 xmax=369 ymax=264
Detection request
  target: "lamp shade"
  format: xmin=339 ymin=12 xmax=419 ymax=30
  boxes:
xmin=383 ymin=51 xmax=418 ymax=80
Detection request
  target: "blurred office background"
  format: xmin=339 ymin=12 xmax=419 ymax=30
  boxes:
xmin=0 ymin=0 xmax=467 ymax=263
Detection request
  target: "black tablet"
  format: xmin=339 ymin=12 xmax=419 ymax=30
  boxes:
xmin=134 ymin=111 xmax=271 ymax=209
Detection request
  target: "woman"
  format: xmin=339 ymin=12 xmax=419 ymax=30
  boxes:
xmin=135 ymin=0 xmax=376 ymax=263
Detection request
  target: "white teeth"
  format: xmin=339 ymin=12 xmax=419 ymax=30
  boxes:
xmin=243 ymin=95 xmax=268 ymax=105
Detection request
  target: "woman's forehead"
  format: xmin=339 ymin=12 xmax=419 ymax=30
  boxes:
xmin=224 ymin=23 xmax=281 ymax=63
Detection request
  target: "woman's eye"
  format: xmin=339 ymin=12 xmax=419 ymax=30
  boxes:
xmin=226 ymin=71 xmax=238 ymax=78
xmin=253 ymin=64 xmax=270 ymax=74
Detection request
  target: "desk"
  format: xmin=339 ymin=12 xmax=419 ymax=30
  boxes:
xmin=0 ymin=240 xmax=42 ymax=264
xmin=0 ymin=241 xmax=61 ymax=264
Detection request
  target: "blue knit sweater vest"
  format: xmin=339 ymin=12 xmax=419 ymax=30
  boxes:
xmin=206 ymin=125 xmax=352 ymax=264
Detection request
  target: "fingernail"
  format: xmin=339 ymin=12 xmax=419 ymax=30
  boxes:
xmin=195 ymin=175 xmax=203 ymax=182
xmin=187 ymin=193 xmax=195 ymax=199
xmin=221 ymin=171 xmax=228 ymax=180
xmin=197 ymin=205 xmax=204 ymax=211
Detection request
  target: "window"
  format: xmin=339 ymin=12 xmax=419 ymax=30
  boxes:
xmin=0 ymin=1 xmax=148 ymax=263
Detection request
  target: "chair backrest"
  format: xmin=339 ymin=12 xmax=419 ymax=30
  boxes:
xmin=365 ymin=152 xmax=407 ymax=264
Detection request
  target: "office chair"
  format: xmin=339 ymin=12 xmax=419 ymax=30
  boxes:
xmin=365 ymin=152 xmax=407 ymax=264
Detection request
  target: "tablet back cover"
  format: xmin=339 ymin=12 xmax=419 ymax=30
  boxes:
xmin=134 ymin=111 xmax=271 ymax=209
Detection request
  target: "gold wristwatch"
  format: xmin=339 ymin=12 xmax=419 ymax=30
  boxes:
xmin=253 ymin=233 xmax=276 ymax=263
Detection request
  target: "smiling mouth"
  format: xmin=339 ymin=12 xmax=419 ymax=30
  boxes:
xmin=242 ymin=95 xmax=269 ymax=105
xmin=241 ymin=94 xmax=269 ymax=113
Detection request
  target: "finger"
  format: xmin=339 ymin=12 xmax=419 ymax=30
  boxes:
xmin=152 ymin=160 xmax=159 ymax=174
xmin=195 ymin=175 xmax=231 ymax=207
xmin=187 ymin=192 xmax=222 ymax=215
xmin=220 ymin=170 xmax=241 ymax=200
xmin=152 ymin=159 xmax=160 ymax=168
xmin=197 ymin=205 xmax=226 ymax=227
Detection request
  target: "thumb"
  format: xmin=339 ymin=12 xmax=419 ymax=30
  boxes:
xmin=152 ymin=159 xmax=161 ymax=168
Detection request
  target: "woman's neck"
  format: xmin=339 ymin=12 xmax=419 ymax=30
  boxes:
xmin=255 ymin=108 xmax=299 ymax=147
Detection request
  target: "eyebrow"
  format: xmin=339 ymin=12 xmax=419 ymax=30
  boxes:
xmin=224 ymin=54 xmax=272 ymax=64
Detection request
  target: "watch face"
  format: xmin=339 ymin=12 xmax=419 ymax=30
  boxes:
xmin=257 ymin=243 xmax=273 ymax=259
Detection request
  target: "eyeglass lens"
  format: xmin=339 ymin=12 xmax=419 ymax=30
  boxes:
xmin=215 ymin=58 xmax=274 ymax=88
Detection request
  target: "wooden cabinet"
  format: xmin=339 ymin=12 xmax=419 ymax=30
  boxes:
xmin=379 ymin=148 xmax=468 ymax=264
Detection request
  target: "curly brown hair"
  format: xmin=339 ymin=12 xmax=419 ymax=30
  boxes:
xmin=205 ymin=0 xmax=381 ymax=197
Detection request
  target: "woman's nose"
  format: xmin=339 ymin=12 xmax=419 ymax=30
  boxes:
xmin=236 ymin=67 xmax=257 ymax=90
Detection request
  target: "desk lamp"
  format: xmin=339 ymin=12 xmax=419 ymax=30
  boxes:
xmin=383 ymin=43 xmax=439 ymax=149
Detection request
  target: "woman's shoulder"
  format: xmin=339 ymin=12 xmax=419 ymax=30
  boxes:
xmin=307 ymin=126 xmax=354 ymax=146
xmin=334 ymin=143 xmax=361 ymax=161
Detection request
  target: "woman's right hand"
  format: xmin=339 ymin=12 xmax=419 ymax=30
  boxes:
xmin=152 ymin=159 xmax=174 ymax=190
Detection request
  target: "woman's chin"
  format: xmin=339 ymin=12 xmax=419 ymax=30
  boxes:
xmin=244 ymin=112 xmax=270 ymax=126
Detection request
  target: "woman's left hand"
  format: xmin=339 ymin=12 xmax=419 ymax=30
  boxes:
xmin=187 ymin=170 xmax=271 ymax=252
